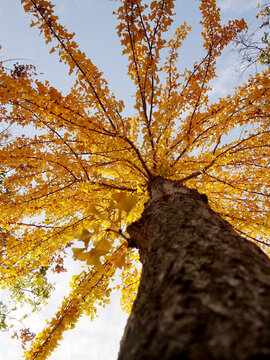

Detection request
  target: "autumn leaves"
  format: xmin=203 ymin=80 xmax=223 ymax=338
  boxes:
xmin=72 ymin=191 xmax=139 ymax=267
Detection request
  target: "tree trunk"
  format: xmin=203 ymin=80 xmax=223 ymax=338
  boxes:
xmin=118 ymin=177 xmax=270 ymax=360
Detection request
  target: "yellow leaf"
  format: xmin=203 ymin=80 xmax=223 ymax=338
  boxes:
xmin=87 ymin=204 xmax=100 ymax=216
xmin=79 ymin=228 xmax=92 ymax=248
xmin=84 ymin=249 xmax=102 ymax=267
xmin=76 ymin=250 xmax=92 ymax=262
xmin=72 ymin=247 xmax=85 ymax=260
xmin=87 ymin=204 xmax=106 ymax=220
xmin=96 ymin=238 xmax=111 ymax=253
xmin=111 ymin=192 xmax=138 ymax=214
xmin=91 ymin=222 xmax=100 ymax=232
xmin=136 ymin=185 xmax=144 ymax=194
xmin=114 ymin=254 xmax=125 ymax=269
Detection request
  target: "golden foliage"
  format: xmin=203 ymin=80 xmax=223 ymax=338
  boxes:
xmin=0 ymin=0 xmax=269 ymax=358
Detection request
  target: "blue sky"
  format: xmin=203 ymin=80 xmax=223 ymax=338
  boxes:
xmin=0 ymin=0 xmax=261 ymax=359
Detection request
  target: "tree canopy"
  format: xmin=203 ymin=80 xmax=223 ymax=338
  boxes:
xmin=0 ymin=0 xmax=269 ymax=358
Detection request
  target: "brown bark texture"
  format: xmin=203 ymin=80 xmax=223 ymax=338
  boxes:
xmin=118 ymin=177 xmax=270 ymax=360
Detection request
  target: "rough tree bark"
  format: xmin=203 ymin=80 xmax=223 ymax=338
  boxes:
xmin=118 ymin=176 xmax=270 ymax=360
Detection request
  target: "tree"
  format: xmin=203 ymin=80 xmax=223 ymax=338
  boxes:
xmin=0 ymin=0 xmax=269 ymax=359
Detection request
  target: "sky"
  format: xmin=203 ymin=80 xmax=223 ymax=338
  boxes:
xmin=0 ymin=0 xmax=262 ymax=359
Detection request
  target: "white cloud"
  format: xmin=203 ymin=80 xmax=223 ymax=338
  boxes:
xmin=217 ymin=0 xmax=257 ymax=13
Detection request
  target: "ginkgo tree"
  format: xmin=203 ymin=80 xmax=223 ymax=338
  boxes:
xmin=0 ymin=0 xmax=270 ymax=359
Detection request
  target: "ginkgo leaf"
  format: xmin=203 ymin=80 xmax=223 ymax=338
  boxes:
xmin=87 ymin=204 xmax=100 ymax=216
xmin=91 ymin=222 xmax=100 ymax=232
xmin=81 ymin=228 xmax=90 ymax=240
xmin=80 ymin=227 xmax=92 ymax=244
xmin=111 ymin=192 xmax=138 ymax=214
xmin=87 ymin=204 xmax=106 ymax=220
xmin=113 ymin=254 xmax=126 ymax=269
xmin=96 ymin=238 xmax=112 ymax=253
xmin=75 ymin=250 xmax=93 ymax=263
xmin=73 ymin=237 xmax=111 ymax=265
xmin=84 ymin=249 xmax=102 ymax=267
xmin=72 ymin=247 xmax=85 ymax=260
